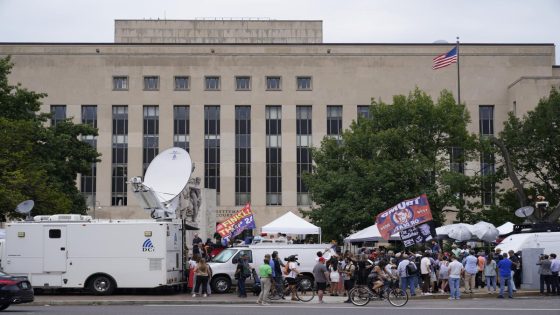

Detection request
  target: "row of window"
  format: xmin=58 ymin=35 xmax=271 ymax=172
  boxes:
xmin=113 ymin=75 xmax=313 ymax=92
xmin=54 ymin=104 xmax=495 ymax=207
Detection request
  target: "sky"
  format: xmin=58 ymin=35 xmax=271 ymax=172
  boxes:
xmin=0 ymin=0 xmax=558 ymax=63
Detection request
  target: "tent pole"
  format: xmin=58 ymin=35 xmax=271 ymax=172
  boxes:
xmin=319 ymin=227 xmax=322 ymax=243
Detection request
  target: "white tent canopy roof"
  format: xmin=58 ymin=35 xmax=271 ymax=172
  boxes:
xmin=261 ymin=211 xmax=320 ymax=235
xmin=497 ymin=222 xmax=515 ymax=236
xmin=344 ymin=224 xmax=400 ymax=243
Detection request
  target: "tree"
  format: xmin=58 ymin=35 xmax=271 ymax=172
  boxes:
xmin=302 ymin=88 xmax=481 ymax=241
xmin=496 ymin=88 xmax=560 ymax=222
xmin=0 ymin=56 xmax=100 ymax=220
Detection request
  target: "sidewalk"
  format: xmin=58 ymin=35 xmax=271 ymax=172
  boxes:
xmin=30 ymin=289 xmax=545 ymax=306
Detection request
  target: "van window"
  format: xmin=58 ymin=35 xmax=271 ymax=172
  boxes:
xmin=211 ymin=249 xmax=237 ymax=263
xmin=49 ymin=229 xmax=61 ymax=239
xmin=232 ymin=250 xmax=253 ymax=264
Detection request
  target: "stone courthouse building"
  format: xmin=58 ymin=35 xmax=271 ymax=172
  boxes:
xmin=1 ymin=20 xmax=558 ymax=228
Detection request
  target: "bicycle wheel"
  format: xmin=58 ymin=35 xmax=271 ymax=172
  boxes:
xmin=295 ymin=283 xmax=315 ymax=302
xmin=387 ymin=288 xmax=408 ymax=307
xmin=350 ymin=286 xmax=371 ymax=306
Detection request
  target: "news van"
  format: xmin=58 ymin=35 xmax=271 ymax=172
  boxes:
xmin=208 ymin=243 xmax=333 ymax=293
xmin=1 ymin=215 xmax=183 ymax=295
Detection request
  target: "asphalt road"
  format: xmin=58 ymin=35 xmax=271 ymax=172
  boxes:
xmin=8 ymin=296 xmax=560 ymax=315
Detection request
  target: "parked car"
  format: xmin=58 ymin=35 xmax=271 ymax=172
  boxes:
xmin=0 ymin=271 xmax=34 ymax=311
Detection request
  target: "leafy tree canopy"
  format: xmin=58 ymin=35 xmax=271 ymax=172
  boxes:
xmin=497 ymin=88 xmax=560 ymax=222
xmin=303 ymin=88 xmax=481 ymax=241
xmin=0 ymin=56 xmax=100 ymax=220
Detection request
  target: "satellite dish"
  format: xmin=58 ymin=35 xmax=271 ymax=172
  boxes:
xmin=15 ymin=200 xmax=34 ymax=214
xmin=515 ymin=206 xmax=535 ymax=218
xmin=143 ymin=147 xmax=192 ymax=203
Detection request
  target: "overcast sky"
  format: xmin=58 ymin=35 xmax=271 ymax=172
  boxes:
xmin=0 ymin=0 xmax=558 ymax=63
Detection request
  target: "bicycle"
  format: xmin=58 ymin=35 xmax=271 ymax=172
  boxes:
xmin=349 ymin=281 xmax=408 ymax=307
xmin=268 ymin=274 xmax=315 ymax=302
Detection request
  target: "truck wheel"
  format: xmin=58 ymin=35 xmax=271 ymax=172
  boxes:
xmin=211 ymin=276 xmax=231 ymax=294
xmin=88 ymin=274 xmax=115 ymax=295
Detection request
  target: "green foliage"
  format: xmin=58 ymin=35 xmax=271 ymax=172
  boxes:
xmin=498 ymin=88 xmax=560 ymax=221
xmin=0 ymin=56 xmax=100 ymax=220
xmin=303 ymin=88 xmax=481 ymax=241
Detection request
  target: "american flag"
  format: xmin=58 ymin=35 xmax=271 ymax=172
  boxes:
xmin=432 ymin=47 xmax=458 ymax=70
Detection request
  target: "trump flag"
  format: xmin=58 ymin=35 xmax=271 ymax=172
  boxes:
xmin=216 ymin=203 xmax=256 ymax=240
xmin=375 ymin=194 xmax=433 ymax=240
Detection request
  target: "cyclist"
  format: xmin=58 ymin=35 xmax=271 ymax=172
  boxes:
xmin=370 ymin=265 xmax=389 ymax=298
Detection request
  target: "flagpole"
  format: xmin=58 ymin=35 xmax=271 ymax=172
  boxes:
xmin=456 ymin=36 xmax=461 ymax=105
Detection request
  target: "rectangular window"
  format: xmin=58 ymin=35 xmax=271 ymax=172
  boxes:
xmin=143 ymin=106 xmax=159 ymax=174
xmin=266 ymin=76 xmax=281 ymax=91
xmin=481 ymin=152 xmax=495 ymax=206
xmin=143 ymin=76 xmax=159 ymax=91
xmin=50 ymin=105 xmax=66 ymax=126
xmin=235 ymin=106 xmax=251 ymax=206
xmin=205 ymin=106 xmax=220 ymax=204
xmin=80 ymin=105 xmax=97 ymax=208
xmin=235 ymin=76 xmax=251 ymax=91
xmin=112 ymin=106 xmax=128 ymax=206
xmin=266 ymin=106 xmax=282 ymax=205
xmin=449 ymin=147 xmax=464 ymax=174
xmin=174 ymin=76 xmax=190 ymax=91
xmin=327 ymin=105 xmax=343 ymax=142
xmin=357 ymin=105 xmax=370 ymax=119
xmin=113 ymin=76 xmax=128 ymax=90
xmin=297 ymin=76 xmax=312 ymax=91
xmin=479 ymin=105 xmax=494 ymax=136
xmin=297 ymin=106 xmax=312 ymax=206
xmin=205 ymin=76 xmax=221 ymax=91
xmin=173 ymin=106 xmax=190 ymax=152
xmin=49 ymin=229 xmax=61 ymax=239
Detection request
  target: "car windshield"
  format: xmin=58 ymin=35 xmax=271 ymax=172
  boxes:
xmin=210 ymin=249 xmax=237 ymax=263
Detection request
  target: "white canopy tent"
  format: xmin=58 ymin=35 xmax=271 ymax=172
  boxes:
xmin=344 ymin=224 xmax=400 ymax=243
xmin=261 ymin=211 xmax=322 ymax=242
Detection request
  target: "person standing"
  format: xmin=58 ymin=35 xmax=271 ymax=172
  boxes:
xmin=271 ymin=251 xmax=285 ymax=299
xmin=192 ymin=258 xmax=209 ymax=297
xmin=420 ymin=252 xmax=432 ymax=295
xmin=342 ymin=256 xmax=356 ymax=303
xmin=313 ymin=257 xmax=329 ymax=303
xmin=484 ymin=256 xmax=497 ymax=294
xmin=285 ymin=255 xmax=300 ymax=301
xmin=235 ymin=254 xmax=251 ymax=298
xmin=508 ymin=250 xmax=520 ymax=292
xmin=328 ymin=257 xmax=340 ymax=296
xmin=537 ymin=254 xmax=552 ymax=295
xmin=497 ymin=253 xmax=514 ymax=298
xmin=397 ymin=254 xmax=416 ymax=297
xmin=448 ymin=256 xmax=463 ymax=300
xmin=476 ymin=252 xmax=486 ymax=289
xmin=463 ymin=250 xmax=478 ymax=294
xmin=550 ymin=253 xmax=560 ymax=295
xmin=192 ymin=233 xmax=202 ymax=257
xmin=438 ymin=256 xmax=450 ymax=294
xmin=257 ymin=256 xmax=273 ymax=305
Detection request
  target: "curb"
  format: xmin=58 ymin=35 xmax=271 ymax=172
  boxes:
xmin=28 ymin=291 xmax=544 ymax=306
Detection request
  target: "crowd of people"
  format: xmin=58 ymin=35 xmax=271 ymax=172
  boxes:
xmin=186 ymin=233 xmax=560 ymax=303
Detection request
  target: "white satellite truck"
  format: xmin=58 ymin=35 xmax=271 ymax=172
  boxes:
xmin=2 ymin=147 xmax=193 ymax=295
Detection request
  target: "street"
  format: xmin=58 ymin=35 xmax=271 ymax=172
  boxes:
xmin=9 ymin=297 xmax=560 ymax=315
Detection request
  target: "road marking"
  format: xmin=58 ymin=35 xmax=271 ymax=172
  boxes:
xmin=144 ymin=304 xmax=560 ymax=311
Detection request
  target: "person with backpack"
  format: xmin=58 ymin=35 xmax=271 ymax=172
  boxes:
xmin=397 ymin=254 xmax=416 ymax=296
xmin=342 ymin=255 xmax=356 ymax=303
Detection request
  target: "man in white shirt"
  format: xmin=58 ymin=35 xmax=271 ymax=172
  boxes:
xmin=420 ymin=252 xmax=432 ymax=295
xmin=550 ymin=253 xmax=560 ymax=295
xmin=448 ymin=256 xmax=464 ymax=300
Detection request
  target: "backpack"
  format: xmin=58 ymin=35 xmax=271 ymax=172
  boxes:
xmin=284 ymin=262 xmax=291 ymax=276
xmin=406 ymin=262 xmax=417 ymax=276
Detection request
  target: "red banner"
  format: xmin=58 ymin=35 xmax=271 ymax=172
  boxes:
xmin=216 ymin=204 xmax=255 ymax=238
xmin=375 ymin=194 xmax=433 ymax=240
